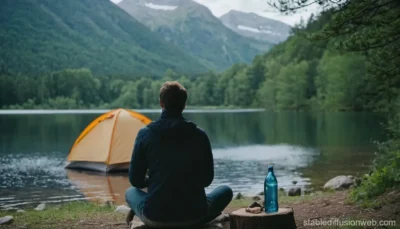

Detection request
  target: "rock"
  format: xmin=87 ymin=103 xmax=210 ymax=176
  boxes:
xmin=323 ymin=175 xmax=355 ymax=190
xmin=245 ymin=206 xmax=262 ymax=214
xmin=234 ymin=192 xmax=243 ymax=200
xmin=129 ymin=220 xmax=145 ymax=229
xmin=34 ymin=203 xmax=46 ymax=211
xmin=204 ymin=223 xmax=224 ymax=229
xmin=17 ymin=209 xmax=25 ymax=213
xmin=257 ymin=191 xmax=264 ymax=195
xmin=288 ymin=187 xmax=301 ymax=196
xmin=101 ymin=200 xmax=114 ymax=207
xmin=292 ymin=180 xmax=298 ymax=185
xmin=252 ymin=196 xmax=261 ymax=201
xmin=0 ymin=216 xmax=14 ymax=225
xmin=115 ymin=205 xmax=131 ymax=214
xmin=211 ymin=213 xmax=230 ymax=223
xmin=304 ymin=190 xmax=312 ymax=195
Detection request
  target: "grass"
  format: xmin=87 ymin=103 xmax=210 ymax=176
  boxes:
xmin=0 ymin=201 xmax=125 ymax=228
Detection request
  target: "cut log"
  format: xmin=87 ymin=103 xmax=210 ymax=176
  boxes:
xmin=229 ymin=208 xmax=296 ymax=229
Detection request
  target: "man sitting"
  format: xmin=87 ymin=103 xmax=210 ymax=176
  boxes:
xmin=125 ymin=81 xmax=233 ymax=228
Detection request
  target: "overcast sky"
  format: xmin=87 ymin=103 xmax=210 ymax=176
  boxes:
xmin=110 ymin=0 xmax=320 ymax=26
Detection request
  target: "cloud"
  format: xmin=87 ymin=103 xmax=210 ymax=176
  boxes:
xmin=193 ymin=0 xmax=320 ymax=26
xmin=110 ymin=0 xmax=320 ymax=26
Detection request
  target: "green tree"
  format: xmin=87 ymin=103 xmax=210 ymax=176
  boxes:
xmin=317 ymin=51 xmax=366 ymax=110
xmin=276 ymin=61 xmax=309 ymax=110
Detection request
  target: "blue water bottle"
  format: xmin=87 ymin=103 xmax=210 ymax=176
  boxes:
xmin=264 ymin=165 xmax=278 ymax=213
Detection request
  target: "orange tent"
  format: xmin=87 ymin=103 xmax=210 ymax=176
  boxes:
xmin=65 ymin=108 xmax=152 ymax=172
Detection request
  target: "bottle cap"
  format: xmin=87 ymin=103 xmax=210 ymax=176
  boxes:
xmin=268 ymin=165 xmax=273 ymax=170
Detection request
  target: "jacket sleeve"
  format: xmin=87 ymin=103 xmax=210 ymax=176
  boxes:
xmin=202 ymin=131 xmax=214 ymax=187
xmin=128 ymin=128 xmax=149 ymax=189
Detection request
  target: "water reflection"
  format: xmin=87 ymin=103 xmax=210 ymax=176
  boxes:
xmin=66 ymin=170 xmax=131 ymax=205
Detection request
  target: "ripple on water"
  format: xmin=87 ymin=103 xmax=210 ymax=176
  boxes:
xmin=0 ymin=153 xmax=69 ymax=189
xmin=206 ymin=144 xmax=318 ymax=195
xmin=0 ymin=144 xmax=318 ymax=209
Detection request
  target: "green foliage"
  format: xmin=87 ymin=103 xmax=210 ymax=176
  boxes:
xmin=0 ymin=0 xmax=207 ymax=76
xmin=276 ymin=61 xmax=309 ymax=110
xmin=350 ymin=141 xmax=400 ymax=205
xmin=316 ymin=51 xmax=366 ymax=110
xmin=0 ymin=9 xmax=393 ymax=111
xmin=351 ymin=100 xmax=400 ymax=203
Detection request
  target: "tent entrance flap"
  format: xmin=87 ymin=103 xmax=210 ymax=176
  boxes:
xmin=65 ymin=108 xmax=152 ymax=172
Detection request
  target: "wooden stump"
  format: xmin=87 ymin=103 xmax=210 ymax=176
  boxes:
xmin=229 ymin=208 xmax=296 ymax=229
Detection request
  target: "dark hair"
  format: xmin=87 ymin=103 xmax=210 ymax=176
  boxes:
xmin=159 ymin=81 xmax=187 ymax=113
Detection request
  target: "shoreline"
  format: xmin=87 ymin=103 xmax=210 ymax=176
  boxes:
xmin=1 ymin=189 xmax=398 ymax=229
xmin=0 ymin=108 xmax=266 ymax=115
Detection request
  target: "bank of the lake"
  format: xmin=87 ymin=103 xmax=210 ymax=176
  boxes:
xmin=1 ymin=189 xmax=399 ymax=229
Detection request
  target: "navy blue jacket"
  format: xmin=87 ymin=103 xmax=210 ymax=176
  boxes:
xmin=128 ymin=110 xmax=214 ymax=222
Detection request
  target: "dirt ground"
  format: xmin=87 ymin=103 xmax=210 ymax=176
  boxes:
xmin=222 ymin=191 xmax=399 ymax=229
xmin=3 ymin=190 xmax=400 ymax=229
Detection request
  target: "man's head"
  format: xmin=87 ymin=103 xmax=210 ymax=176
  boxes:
xmin=159 ymin=81 xmax=187 ymax=113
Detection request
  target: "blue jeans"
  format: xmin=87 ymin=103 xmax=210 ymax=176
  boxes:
xmin=125 ymin=185 xmax=233 ymax=227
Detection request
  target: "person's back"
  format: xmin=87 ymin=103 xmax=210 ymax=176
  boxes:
xmin=125 ymin=81 xmax=233 ymax=228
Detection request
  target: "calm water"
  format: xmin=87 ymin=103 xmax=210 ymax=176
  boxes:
xmin=0 ymin=110 xmax=386 ymax=210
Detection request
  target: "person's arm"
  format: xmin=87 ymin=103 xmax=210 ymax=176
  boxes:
xmin=202 ymin=131 xmax=214 ymax=187
xmin=128 ymin=128 xmax=149 ymax=189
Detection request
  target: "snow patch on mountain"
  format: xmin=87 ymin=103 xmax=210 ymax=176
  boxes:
xmin=144 ymin=3 xmax=178 ymax=10
xmin=237 ymin=25 xmax=281 ymax=36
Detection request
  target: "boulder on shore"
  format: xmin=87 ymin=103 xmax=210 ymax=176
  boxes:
xmin=323 ymin=175 xmax=355 ymax=190
xmin=0 ymin=216 xmax=14 ymax=225
xmin=34 ymin=203 xmax=46 ymax=211
xmin=234 ymin=192 xmax=243 ymax=200
xmin=115 ymin=205 xmax=131 ymax=214
xmin=288 ymin=187 xmax=301 ymax=196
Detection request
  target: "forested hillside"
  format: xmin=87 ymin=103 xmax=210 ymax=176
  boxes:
xmin=0 ymin=8 xmax=396 ymax=113
xmin=0 ymin=0 xmax=207 ymax=76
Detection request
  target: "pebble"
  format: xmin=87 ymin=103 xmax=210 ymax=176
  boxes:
xmin=115 ymin=205 xmax=131 ymax=214
xmin=0 ymin=216 xmax=14 ymax=225
xmin=17 ymin=209 xmax=25 ymax=213
xmin=288 ymin=187 xmax=301 ymax=196
xmin=35 ymin=203 xmax=46 ymax=211
xmin=234 ymin=192 xmax=243 ymax=200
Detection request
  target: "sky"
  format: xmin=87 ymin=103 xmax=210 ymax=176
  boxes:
xmin=110 ymin=0 xmax=320 ymax=26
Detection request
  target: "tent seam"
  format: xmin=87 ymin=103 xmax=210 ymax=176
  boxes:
xmin=106 ymin=109 xmax=122 ymax=165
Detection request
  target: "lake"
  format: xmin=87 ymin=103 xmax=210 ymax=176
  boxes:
xmin=0 ymin=110 xmax=386 ymax=210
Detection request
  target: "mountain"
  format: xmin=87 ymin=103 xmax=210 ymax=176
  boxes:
xmin=0 ymin=0 xmax=207 ymax=76
xmin=118 ymin=0 xmax=273 ymax=71
xmin=220 ymin=10 xmax=291 ymax=44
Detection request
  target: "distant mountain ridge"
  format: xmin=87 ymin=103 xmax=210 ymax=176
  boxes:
xmin=220 ymin=10 xmax=291 ymax=44
xmin=0 ymin=0 xmax=207 ymax=76
xmin=118 ymin=0 xmax=273 ymax=71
